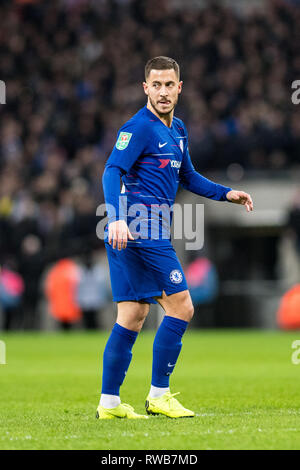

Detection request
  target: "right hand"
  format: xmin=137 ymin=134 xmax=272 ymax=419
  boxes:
xmin=108 ymin=219 xmax=134 ymax=250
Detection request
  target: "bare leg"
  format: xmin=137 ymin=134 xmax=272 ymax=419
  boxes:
xmin=116 ymin=300 xmax=150 ymax=332
xmin=154 ymin=289 xmax=194 ymax=322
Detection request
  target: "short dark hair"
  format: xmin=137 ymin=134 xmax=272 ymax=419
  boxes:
xmin=145 ymin=56 xmax=180 ymax=81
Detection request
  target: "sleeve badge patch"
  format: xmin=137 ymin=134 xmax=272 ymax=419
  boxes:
xmin=116 ymin=132 xmax=132 ymax=150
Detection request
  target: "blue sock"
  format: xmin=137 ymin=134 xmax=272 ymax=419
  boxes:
xmin=151 ymin=316 xmax=188 ymax=388
xmin=101 ymin=323 xmax=138 ymax=396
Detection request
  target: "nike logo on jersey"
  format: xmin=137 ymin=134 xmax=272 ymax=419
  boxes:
xmin=168 ymin=362 xmax=176 ymax=367
xmin=158 ymin=142 xmax=168 ymax=148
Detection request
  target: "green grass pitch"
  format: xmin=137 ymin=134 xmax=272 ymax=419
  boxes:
xmin=0 ymin=329 xmax=300 ymax=450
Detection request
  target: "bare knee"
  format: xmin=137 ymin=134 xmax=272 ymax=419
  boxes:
xmin=159 ymin=291 xmax=194 ymax=322
xmin=178 ymin=298 xmax=194 ymax=322
xmin=117 ymin=301 xmax=150 ymax=332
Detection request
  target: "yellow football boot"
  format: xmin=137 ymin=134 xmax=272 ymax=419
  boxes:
xmin=96 ymin=403 xmax=149 ymax=419
xmin=145 ymin=391 xmax=195 ymax=418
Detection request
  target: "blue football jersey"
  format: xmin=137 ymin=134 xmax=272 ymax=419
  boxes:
xmin=102 ymin=105 xmax=231 ymax=246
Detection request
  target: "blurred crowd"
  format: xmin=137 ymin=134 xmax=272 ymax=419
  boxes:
xmin=0 ymin=0 xmax=299 ymax=328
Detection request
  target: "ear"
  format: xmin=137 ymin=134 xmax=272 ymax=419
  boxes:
xmin=143 ymin=81 xmax=149 ymax=96
xmin=178 ymin=80 xmax=183 ymax=95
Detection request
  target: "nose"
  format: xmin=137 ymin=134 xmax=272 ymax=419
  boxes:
xmin=160 ymin=85 xmax=168 ymax=97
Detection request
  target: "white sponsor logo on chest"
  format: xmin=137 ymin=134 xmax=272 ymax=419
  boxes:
xmin=171 ymin=160 xmax=181 ymax=168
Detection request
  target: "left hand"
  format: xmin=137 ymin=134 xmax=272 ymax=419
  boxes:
xmin=226 ymin=190 xmax=254 ymax=212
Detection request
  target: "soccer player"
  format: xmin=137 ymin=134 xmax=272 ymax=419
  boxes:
xmin=97 ymin=56 xmax=253 ymax=419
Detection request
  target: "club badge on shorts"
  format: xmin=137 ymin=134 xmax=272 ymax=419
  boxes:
xmin=170 ymin=269 xmax=183 ymax=284
xmin=116 ymin=132 xmax=132 ymax=150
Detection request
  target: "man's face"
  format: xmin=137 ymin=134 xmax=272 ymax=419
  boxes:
xmin=143 ymin=69 xmax=182 ymax=116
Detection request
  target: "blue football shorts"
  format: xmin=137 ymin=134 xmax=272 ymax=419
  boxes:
xmin=105 ymin=241 xmax=188 ymax=304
